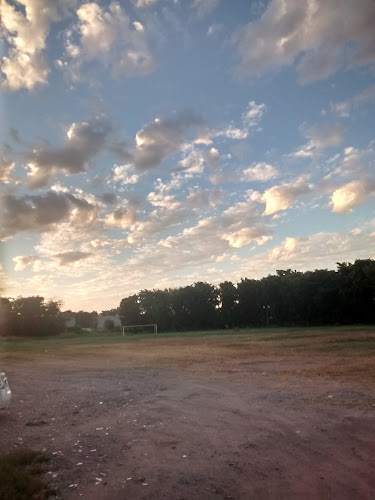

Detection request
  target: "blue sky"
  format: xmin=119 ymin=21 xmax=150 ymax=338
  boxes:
xmin=1 ymin=0 xmax=375 ymax=311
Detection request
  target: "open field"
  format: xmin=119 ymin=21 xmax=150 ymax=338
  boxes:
xmin=1 ymin=327 xmax=375 ymax=499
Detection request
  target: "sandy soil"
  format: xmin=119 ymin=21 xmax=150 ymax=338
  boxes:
xmin=1 ymin=334 xmax=375 ymax=499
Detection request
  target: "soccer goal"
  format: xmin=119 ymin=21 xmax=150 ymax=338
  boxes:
xmin=121 ymin=324 xmax=158 ymax=336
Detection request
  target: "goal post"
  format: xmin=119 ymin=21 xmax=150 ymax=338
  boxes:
xmin=121 ymin=324 xmax=158 ymax=336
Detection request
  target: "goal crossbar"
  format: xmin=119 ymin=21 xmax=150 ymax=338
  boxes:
xmin=122 ymin=323 xmax=158 ymax=335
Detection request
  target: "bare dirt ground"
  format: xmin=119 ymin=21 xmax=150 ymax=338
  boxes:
xmin=1 ymin=330 xmax=375 ymax=499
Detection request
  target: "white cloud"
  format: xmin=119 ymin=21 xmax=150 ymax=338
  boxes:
xmin=65 ymin=2 xmax=155 ymax=79
xmin=133 ymin=21 xmax=145 ymax=32
xmin=176 ymin=146 xmax=218 ymax=177
xmin=254 ymin=230 xmax=375 ymax=269
xmin=235 ymin=0 xmax=375 ymax=84
xmin=105 ymin=205 xmax=138 ymax=228
xmin=242 ymin=162 xmax=279 ymax=182
xmin=262 ymin=176 xmax=312 ymax=215
xmin=0 ymin=157 xmax=15 ymax=183
xmin=330 ymin=180 xmax=375 ymax=214
xmin=222 ymin=227 xmax=271 ymax=248
xmin=213 ymin=101 xmax=267 ymax=141
xmin=13 ymin=255 xmax=40 ymax=271
xmin=0 ymin=0 xmax=74 ymax=90
xmin=111 ymin=164 xmax=139 ymax=184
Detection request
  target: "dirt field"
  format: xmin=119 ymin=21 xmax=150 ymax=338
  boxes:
xmin=1 ymin=329 xmax=375 ymax=499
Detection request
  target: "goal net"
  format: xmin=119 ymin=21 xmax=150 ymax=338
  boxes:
xmin=122 ymin=324 xmax=158 ymax=335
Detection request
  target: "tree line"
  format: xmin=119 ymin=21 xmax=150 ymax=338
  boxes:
xmin=0 ymin=296 xmax=64 ymax=337
xmin=1 ymin=259 xmax=374 ymax=337
xmin=119 ymin=259 xmax=375 ymax=331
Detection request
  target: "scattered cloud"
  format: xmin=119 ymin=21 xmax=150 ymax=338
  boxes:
xmin=330 ymin=179 xmax=375 ymax=214
xmin=111 ymin=164 xmax=139 ymax=184
xmin=105 ymin=205 xmax=138 ymax=228
xmin=52 ymin=250 xmax=92 ymax=266
xmin=242 ymin=162 xmax=279 ymax=182
xmin=26 ymin=117 xmax=111 ymax=188
xmin=65 ymin=2 xmax=156 ymax=79
xmin=207 ymin=24 xmax=222 ymax=36
xmin=235 ymin=0 xmax=375 ymax=83
xmin=214 ymin=101 xmax=267 ymax=140
xmin=290 ymin=122 xmax=347 ymax=158
xmin=134 ymin=0 xmax=159 ymax=7
xmin=192 ymin=0 xmax=220 ymax=17
xmin=13 ymin=255 xmax=40 ymax=271
xmin=222 ymin=227 xmax=271 ymax=248
xmin=0 ymin=0 xmax=75 ymax=90
xmin=186 ymin=187 xmax=223 ymax=208
xmin=0 ymin=190 xmax=98 ymax=240
xmin=176 ymin=146 xmax=218 ymax=177
xmin=332 ymin=84 xmax=375 ymax=117
xmin=262 ymin=176 xmax=312 ymax=215
xmin=0 ymin=157 xmax=15 ymax=183
xmin=134 ymin=111 xmax=204 ymax=169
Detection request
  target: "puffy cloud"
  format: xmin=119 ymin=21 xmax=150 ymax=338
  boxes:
xmin=0 ymin=190 xmax=97 ymax=240
xmin=153 ymin=176 xmax=183 ymax=193
xmin=65 ymin=2 xmax=156 ymax=79
xmin=0 ymin=0 xmax=74 ymax=90
xmin=338 ymin=145 xmax=375 ymax=178
xmin=262 ymin=176 xmax=312 ymax=215
xmin=133 ymin=21 xmax=145 ymax=32
xmin=235 ymin=0 xmax=375 ymax=84
xmin=52 ymin=251 xmax=92 ymax=266
xmin=176 ymin=146 xmax=218 ymax=177
xmin=249 ymin=230 xmax=375 ymax=271
xmin=242 ymin=162 xmax=279 ymax=182
xmin=186 ymin=187 xmax=223 ymax=208
xmin=111 ymin=164 xmax=139 ymax=184
xmin=222 ymin=227 xmax=271 ymax=248
xmin=26 ymin=117 xmax=111 ymax=188
xmin=0 ymin=157 xmax=14 ymax=183
xmin=13 ymin=255 xmax=40 ymax=271
xmin=134 ymin=111 xmax=204 ymax=169
xmin=105 ymin=205 xmax=138 ymax=228
xmin=330 ymin=180 xmax=375 ymax=214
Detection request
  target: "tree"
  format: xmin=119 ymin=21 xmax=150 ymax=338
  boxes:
xmin=218 ymin=281 xmax=238 ymax=328
xmin=6 ymin=296 xmax=64 ymax=337
xmin=0 ymin=298 xmax=12 ymax=336
xmin=119 ymin=294 xmax=141 ymax=326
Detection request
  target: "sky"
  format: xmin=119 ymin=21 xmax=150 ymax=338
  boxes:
xmin=1 ymin=0 xmax=375 ymax=312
